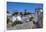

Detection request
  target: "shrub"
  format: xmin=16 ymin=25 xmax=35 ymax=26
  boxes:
xmin=12 ymin=21 xmax=23 ymax=26
xmin=29 ymin=17 xmax=33 ymax=21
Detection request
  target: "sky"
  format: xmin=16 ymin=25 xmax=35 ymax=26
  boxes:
xmin=7 ymin=2 xmax=43 ymax=14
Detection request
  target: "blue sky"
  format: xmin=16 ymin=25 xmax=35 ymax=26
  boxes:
xmin=7 ymin=2 xmax=43 ymax=14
